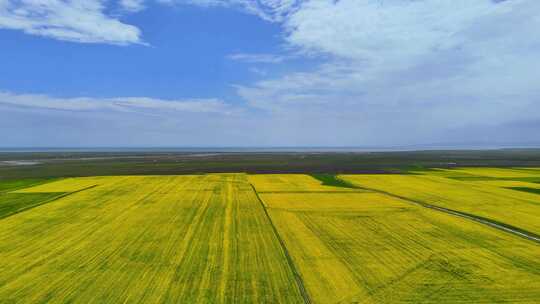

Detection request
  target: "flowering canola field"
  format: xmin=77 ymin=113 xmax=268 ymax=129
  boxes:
xmin=251 ymin=172 xmax=540 ymax=303
xmin=0 ymin=169 xmax=539 ymax=303
xmin=0 ymin=175 xmax=304 ymax=303
xmin=340 ymin=171 xmax=540 ymax=235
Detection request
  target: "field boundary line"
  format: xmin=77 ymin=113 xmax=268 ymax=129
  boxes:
xmin=249 ymin=184 xmax=312 ymax=304
xmin=0 ymin=185 xmax=98 ymax=221
xmin=335 ymin=176 xmax=540 ymax=244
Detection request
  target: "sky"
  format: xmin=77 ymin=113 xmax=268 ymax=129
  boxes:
xmin=0 ymin=0 xmax=539 ymax=148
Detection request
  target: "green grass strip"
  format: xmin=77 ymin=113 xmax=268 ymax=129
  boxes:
xmin=310 ymin=174 xmax=360 ymax=189
xmin=0 ymin=185 xmax=97 ymax=220
xmin=0 ymin=178 xmax=58 ymax=193
xmin=507 ymin=187 xmax=540 ymax=195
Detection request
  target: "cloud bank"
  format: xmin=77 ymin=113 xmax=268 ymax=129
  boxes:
xmin=235 ymin=0 xmax=540 ymax=144
xmin=2 ymin=0 xmax=539 ymax=146
xmin=0 ymin=91 xmax=232 ymax=114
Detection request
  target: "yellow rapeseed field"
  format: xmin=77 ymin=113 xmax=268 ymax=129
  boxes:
xmin=0 ymin=174 xmax=304 ymax=303
xmin=12 ymin=176 xmax=107 ymax=193
xmin=260 ymin=192 xmax=403 ymax=212
xmin=340 ymin=173 xmax=540 ymax=235
xmin=257 ymin=184 xmax=540 ymax=303
xmin=248 ymin=174 xmax=361 ymax=193
xmin=437 ymin=167 xmax=540 ymax=178
xmin=1 ymin=170 xmax=539 ymax=303
xmin=465 ymin=179 xmax=540 ymax=189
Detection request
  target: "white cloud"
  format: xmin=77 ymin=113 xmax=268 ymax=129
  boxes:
xmin=180 ymin=0 xmax=300 ymax=21
xmin=0 ymin=0 xmax=299 ymax=44
xmin=284 ymin=0 xmax=509 ymax=61
xmin=0 ymin=90 xmax=261 ymax=147
xmin=228 ymin=53 xmax=286 ymax=63
xmin=2 ymin=0 xmax=539 ymax=146
xmin=234 ymin=0 xmax=540 ymax=144
xmin=0 ymin=91 xmax=233 ymax=114
xmin=119 ymin=0 xmax=145 ymax=12
xmin=0 ymin=0 xmax=143 ymax=44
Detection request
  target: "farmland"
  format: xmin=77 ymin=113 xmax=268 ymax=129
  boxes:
xmin=0 ymin=175 xmax=304 ymax=303
xmin=0 ymin=168 xmax=539 ymax=303
xmin=340 ymin=169 xmax=540 ymax=236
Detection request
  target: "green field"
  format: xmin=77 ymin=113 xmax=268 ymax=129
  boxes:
xmin=0 ymin=168 xmax=539 ymax=303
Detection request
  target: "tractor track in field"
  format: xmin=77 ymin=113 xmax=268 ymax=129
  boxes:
xmin=0 ymin=185 xmax=98 ymax=221
xmin=417 ymin=203 xmax=540 ymax=243
xmin=249 ymin=184 xmax=312 ymax=304
xmin=335 ymin=176 xmax=540 ymax=244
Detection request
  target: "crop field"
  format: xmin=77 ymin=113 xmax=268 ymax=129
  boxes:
xmin=261 ymin=193 xmax=540 ymax=303
xmin=437 ymin=167 xmax=540 ymax=178
xmin=0 ymin=178 xmax=63 ymax=220
xmin=0 ymin=168 xmax=539 ymax=303
xmin=251 ymin=173 xmax=540 ymax=303
xmin=341 ymin=172 xmax=540 ymax=236
xmin=247 ymin=174 xmax=360 ymax=193
xmin=0 ymin=175 xmax=304 ymax=303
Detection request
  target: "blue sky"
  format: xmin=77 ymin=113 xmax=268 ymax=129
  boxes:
xmin=1 ymin=0 xmax=539 ymax=147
